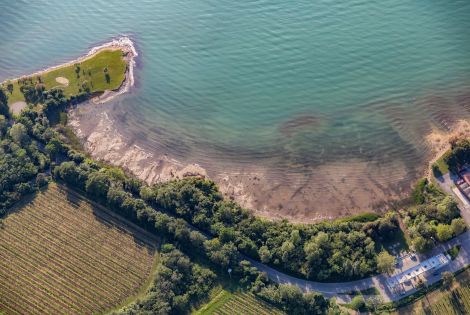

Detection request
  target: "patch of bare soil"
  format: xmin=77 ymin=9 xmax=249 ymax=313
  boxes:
xmin=55 ymin=76 xmax=69 ymax=86
xmin=10 ymin=101 xmax=27 ymax=115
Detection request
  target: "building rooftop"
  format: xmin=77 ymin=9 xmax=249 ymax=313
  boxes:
xmin=386 ymin=253 xmax=451 ymax=290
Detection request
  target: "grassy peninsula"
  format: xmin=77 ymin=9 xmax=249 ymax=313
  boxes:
xmin=1 ymin=49 xmax=127 ymax=107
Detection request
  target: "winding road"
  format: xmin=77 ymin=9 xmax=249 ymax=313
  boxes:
xmin=249 ymin=231 xmax=470 ymax=303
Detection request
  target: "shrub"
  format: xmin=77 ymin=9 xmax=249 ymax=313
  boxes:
xmin=350 ymin=296 xmax=365 ymax=311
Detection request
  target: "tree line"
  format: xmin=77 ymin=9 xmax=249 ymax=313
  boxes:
xmin=0 ymin=89 xmax=49 ymax=216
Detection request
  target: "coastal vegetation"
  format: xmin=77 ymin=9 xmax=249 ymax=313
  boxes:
xmin=116 ymin=244 xmax=216 ymax=315
xmin=402 ymin=178 xmax=466 ymax=252
xmin=444 ymin=138 xmax=470 ymax=174
xmin=0 ymin=184 xmax=157 ymax=315
xmin=1 ymin=49 xmax=126 ymax=105
xmin=142 ymin=178 xmax=401 ymax=281
xmin=0 ymin=87 xmax=50 ymax=215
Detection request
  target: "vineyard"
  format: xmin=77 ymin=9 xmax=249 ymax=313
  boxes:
xmin=197 ymin=290 xmax=285 ymax=315
xmin=392 ymin=268 xmax=470 ymax=315
xmin=418 ymin=285 xmax=470 ymax=315
xmin=0 ymin=184 xmax=158 ymax=315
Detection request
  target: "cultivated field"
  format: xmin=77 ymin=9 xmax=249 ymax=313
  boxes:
xmin=0 ymin=183 xmax=158 ymax=315
xmin=416 ymin=285 xmax=470 ymax=315
xmin=196 ymin=290 xmax=285 ymax=315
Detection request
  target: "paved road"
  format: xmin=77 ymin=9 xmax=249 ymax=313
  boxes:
xmin=249 ymin=231 xmax=470 ymax=303
xmin=247 ymin=173 xmax=470 ymax=304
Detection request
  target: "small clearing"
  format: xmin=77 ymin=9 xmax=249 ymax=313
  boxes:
xmin=10 ymin=101 xmax=27 ymax=115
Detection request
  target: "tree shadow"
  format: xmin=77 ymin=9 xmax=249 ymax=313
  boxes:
xmin=89 ymin=202 xmax=158 ymax=256
xmin=0 ymin=187 xmax=43 ymax=221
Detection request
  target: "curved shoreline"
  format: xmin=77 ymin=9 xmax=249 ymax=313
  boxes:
xmin=8 ymin=37 xmax=469 ymax=223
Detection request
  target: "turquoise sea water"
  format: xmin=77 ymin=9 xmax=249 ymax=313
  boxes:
xmin=1 ymin=0 xmax=470 ymax=195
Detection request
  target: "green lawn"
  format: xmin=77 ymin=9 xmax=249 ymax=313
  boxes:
xmin=1 ymin=49 xmax=127 ymax=104
xmin=433 ymin=153 xmax=450 ymax=178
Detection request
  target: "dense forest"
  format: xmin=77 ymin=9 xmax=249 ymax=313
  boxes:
xmin=0 ymin=89 xmax=49 ymax=215
xmin=142 ymin=178 xmax=401 ymax=281
xmin=117 ymin=245 xmax=216 ymax=315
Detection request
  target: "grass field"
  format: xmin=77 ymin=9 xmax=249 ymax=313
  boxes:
xmin=1 ymin=49 xmax=127 ymax=104
xmin=0 ymin=183 xmax=158 ymax=315
xmin=195 ymin=289 xmax=285 ymax=315
xmin=393 ymin=268 xmax=470 ymax=314
xmin=433 ymin=152 xmax=450 ymax=178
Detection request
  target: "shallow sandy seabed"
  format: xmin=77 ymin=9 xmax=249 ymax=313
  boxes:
xmin=68 ymin=100 xmax=463 ymax=223
xmin=64 ymin=38 xmax=468 ymax=223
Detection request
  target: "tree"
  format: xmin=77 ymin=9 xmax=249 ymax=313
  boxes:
xmin=451 ymin=218 xmax=467 ymax=236
xmin=441 ymin=271 xmax=454 ymax=289
xmin=85 ymin=172 xmax=111 ymax=199
xmin=0 ymin=115 xmax=7 ymax=136
xmin=6 ymin=81 xmax=14 ymax=94
xmin=376 ymin=250 xmax=396 ymax=274
xmin=0 ymin=88 xmax=9 ymax=117
xmin=45 ymin=137 xmax=66 ymax=160
xmin=437 ymin=196 xmax=460 ymax=223
xmin=304 ymin=239 xmax=322 ymax=267
xmin=280 ymin=240 xmax=295 ymax=263
xmin=436 ymin=224 xmax=453 ymax=242
xmin=9 ymin=123 xmax=28 ymax=144
xmin=259 ymin=245 xmax=272 ymax=263
xmin=203 ymin=239 xmax=238 ymax=268
xmin=104 ymin=67 xmax=110 ymax=83
xmin=350 ymin=296 xmax=365 ymax=311
xmin=413 ymin=235 xmax=434 ymax=253
xmin=75 ymin=64 xmax=81 ymax=78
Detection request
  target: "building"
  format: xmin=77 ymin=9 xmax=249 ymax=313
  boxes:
xmin=386 ymin=253 xmax=451 ymax=294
